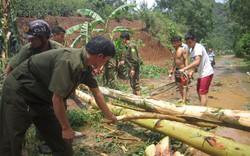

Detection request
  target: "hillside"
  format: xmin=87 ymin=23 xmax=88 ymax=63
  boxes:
xmin=17 ymin=16 xmax=172 ymax=67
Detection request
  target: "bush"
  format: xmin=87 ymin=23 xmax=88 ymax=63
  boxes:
xmin=140 ymin=64 xmax=167 ymax=79
xmin=235 ymin=32 xmax=250 ymax=59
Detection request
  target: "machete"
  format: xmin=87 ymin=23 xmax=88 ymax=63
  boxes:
xmin=70 ymin=95 xmax=87 ymax=109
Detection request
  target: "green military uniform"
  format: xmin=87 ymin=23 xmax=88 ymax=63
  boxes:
xmin=103 ymin=58 xmax=116 ymax=89
xmin=117 ymin=50 xmax=127 ymax=80
xmin=8 ymin=39 xmax=64 ymax=148
xmin=125 ymin=43 xmax=141 ymax=93
xmin=10 ymin=39 xmax=64 ymax=68
xmin=0 ymin=48 xmax=98 ymax=156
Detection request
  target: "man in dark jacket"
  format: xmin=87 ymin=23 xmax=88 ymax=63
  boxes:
xmin=0 ymin=35 xmax=117 ymax=156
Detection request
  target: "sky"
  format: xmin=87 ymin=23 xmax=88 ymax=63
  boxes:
xmin=135 ymin=0 xmax=225 ymax=8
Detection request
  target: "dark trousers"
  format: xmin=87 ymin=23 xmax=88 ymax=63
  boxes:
xmin=0 ymin=75 xmax=73 ymax=156
xmin=129 ymin=66 xmax=141 ymax=91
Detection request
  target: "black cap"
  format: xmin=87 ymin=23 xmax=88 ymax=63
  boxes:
xmin=24 ymin=20 xmax=51 ymax=39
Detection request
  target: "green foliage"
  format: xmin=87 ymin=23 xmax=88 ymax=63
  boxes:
xmin=66 ymin=109 xmax=103 ymax=129
xmin=155 ymin=0 xmax=214 ymax=41
xmin=205 ymin=3 xmax=234 ymax=51
xmin=66 ymin=4 xmax=135 ymax=47
xmin=245 ymin=105 xmax=250 ymax=110
xmin=235 ymin=32 xmax=250 ymax=59
xmin=138 ymin=10 xmax=179 ymax=49
xmin=23 ymin=125 xmax=41 ymax=155
xmin=140 ymin=64 xmax=167 ymax=79
xmin=225 ymin=0 xmax=250 ymax=57
xmin=227 ymin=0 xmax=250 ymax=32
xmin=66 ymin=109 xmax=88 ymax=129
xmin=15 ymin=0 xmax=88 ymax=18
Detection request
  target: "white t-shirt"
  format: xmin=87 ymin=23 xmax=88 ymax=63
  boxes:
xmin=208 ymin=51 xmax=215 ymax=62
xmin=190 ymin=43 xmax=214 ymax=78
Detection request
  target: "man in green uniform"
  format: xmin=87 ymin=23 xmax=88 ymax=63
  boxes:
xmin=3 ymin=19 xmax=64 ymax=154
xmin=119 ymin=32 xmax=141 ymax=96
xmin=51 ymin=26 xmax=66 ymax=45
xmin=4 ymin=20 xmax=64 ymax=80
xmin=0 ymin=35 xmax=117 ymax=156
xmin=103 ymin=59 xmax=116 ymax=89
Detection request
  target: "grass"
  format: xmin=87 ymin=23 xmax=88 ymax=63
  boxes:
xmin=223 ymin=57 xmax=250 ymax=73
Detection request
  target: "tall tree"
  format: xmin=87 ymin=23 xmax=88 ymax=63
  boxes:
xmin=226 ymin=0 xmax=250 ymax=58
xmin=155 ymin=0 xmax=214 ymax=41
xmin=227 ymin=0 xmax=250 ymax=33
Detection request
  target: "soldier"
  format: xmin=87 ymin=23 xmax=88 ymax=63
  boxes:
xmin=119 ymin=32 xmax=141 ymax=96
xmin=51 ymin=26 xmax=66 ymax=45
xmin=103 ymin=59 xmax=116 ymax=89
xmin=0 ymin=35 xmax=117 ymax=156
xmin=4 ymin=20 xmax=64 ymax=80
xmin=3 ymin=19 xmax=64 ymax=154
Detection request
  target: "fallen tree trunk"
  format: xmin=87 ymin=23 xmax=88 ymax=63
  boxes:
xmin=99 ymin=87 xmax=250 ymax=131
xmin=101 ymin=112 xmax=218 ymax=128
xmin=75 ymin=89 xmax=250 ymax=156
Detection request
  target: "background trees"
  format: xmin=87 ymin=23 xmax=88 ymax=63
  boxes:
xmin=1 ymin=0 xmax=249 ymax=59
xmin=226 ymin=0 xmax=250 ymax=58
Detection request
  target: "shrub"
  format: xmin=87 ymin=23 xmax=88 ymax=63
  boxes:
xmin=235 ymin=32 xmax=250 ymax=59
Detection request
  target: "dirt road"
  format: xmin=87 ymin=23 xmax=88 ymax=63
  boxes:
xmin=148 ymin=55 xmax=250 ymax=147
xmin=151 ymin=55 xmax=250 ymax=109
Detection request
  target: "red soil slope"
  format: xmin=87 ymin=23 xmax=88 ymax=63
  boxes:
xmin=17 ymin=16 xmax=172 ymax=67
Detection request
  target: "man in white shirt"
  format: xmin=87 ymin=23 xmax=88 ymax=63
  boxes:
xmin=207 ymin=48 xmax=215 ymax=68
xmin=179 ymin=32 xmax=214 ymax=106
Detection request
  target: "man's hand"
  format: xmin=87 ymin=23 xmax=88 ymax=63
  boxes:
xmin=93 ymin=66 xmax=104 ymax=75
xmin=188 ymin=71 xmax=194 ymax=79
xmin=178 ymin=68 xmax=186 ymax=73
xmin=118 ymin=61 xmax=124 ymax=67
xmin=62 ymin=127 xmax=75 ymax=144
xmin=168 ymin=70 xmax=173 ymax=79
xmin=101 ymin=114 xmax=118 ymax=124
xmin=130 ymin=70 xmax=135 ymax=77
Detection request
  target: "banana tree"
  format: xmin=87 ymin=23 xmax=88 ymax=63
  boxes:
xmin=65 ymin=3 xmax=136 ymax=47
xmin=1 ymin=0 xmax=21 ymax=70
xmin=66 ymin=20 xmax=104 ymax=47
xmin=77 ymin=4 xmax=136 ymax=39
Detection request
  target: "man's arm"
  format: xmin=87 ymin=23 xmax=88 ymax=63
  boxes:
xmin=52 ymin=93 xmax=74 ymax=143
xmin=182 ymin=48 xmax=189 ymax=68
xmin=179 ymin=55 xmax=201 ymax=73
xmin=4 ymin=63 xmax=13 ymax=80
xmin=169 ymin=52 xmax=176 ymax=77
xmin=89 ymin=87 xmax=117 ymax=121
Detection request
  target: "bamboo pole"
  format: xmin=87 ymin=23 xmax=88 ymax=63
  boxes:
xmin=75 ymin=89 xmax=250 ymax=156
xmin=98 ymin=87 xmax=250 ymax=131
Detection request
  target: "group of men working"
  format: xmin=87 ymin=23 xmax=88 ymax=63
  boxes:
xmin=0 ymin=19 xmax=214 ymax=156
xmin=169 ymin=34 xmax=214 ymax=106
